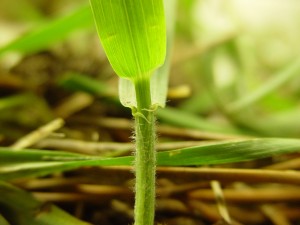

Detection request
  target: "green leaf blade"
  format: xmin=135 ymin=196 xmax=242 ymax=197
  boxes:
xmin=90 ymin=0 xmax=166 ymax=80
xmin=157 ymin=138 xmax=300 ymax=166
xmin=2 ymin=138 xmax=300 ymax=181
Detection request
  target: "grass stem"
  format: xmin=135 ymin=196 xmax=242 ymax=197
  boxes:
xmin=133 ymin=77 xmax=156 ymax=225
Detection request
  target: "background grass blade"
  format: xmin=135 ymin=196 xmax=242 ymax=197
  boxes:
xmin=157 ymin=138 xmax=300 ymax=166
xmin=1 ymin=138 xmax=300 ymax=180
xmin=0 ymin=181 xmax=91 ymax=225
xmin=228 ymin=57 xmax=300 ymax=112
xmin=156 ymin=106 xmax=240 ymax=134
xmin=0 ymin=148 xmax=131 ymax=180
xmin=58 ymin=73 xmax=113 ymax=97
xmin=0 ymin=5 xmax=93 ymax=56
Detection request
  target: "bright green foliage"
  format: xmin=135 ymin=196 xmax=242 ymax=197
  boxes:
xmin=89 ymin=0 xmax=166 ymax=80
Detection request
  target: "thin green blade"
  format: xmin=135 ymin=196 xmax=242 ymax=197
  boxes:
xmin=228 ymin=57 xmax=300 ymax=112
xmin=0 ymin=148 xmax=131 ymax=180
xmin=89 ymin=0 xmax=166 ymax=80
xmin=1 ymin=138 xmax=300 ymax=180
xmin=157 ymin=138 xmax=300 ymax=166
xmin=0 ymin=5 xmax=93 ymax=56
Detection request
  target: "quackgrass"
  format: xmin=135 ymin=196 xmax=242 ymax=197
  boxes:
xmin=89 ymin=1 xmax=166 ymax=224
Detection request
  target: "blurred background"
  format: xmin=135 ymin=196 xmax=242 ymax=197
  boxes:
xmin=1 ymin=0 xmax=300 ymax=141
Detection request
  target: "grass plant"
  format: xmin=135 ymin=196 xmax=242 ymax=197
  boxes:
xmin=88 ymin=1 xmax=166 ymax=224
xmin=1 ymin=1 xmax=300 ymax=225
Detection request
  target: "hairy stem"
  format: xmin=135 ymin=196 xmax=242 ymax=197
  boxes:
xmin=133 ymin=77 xmax=156 ymax=225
